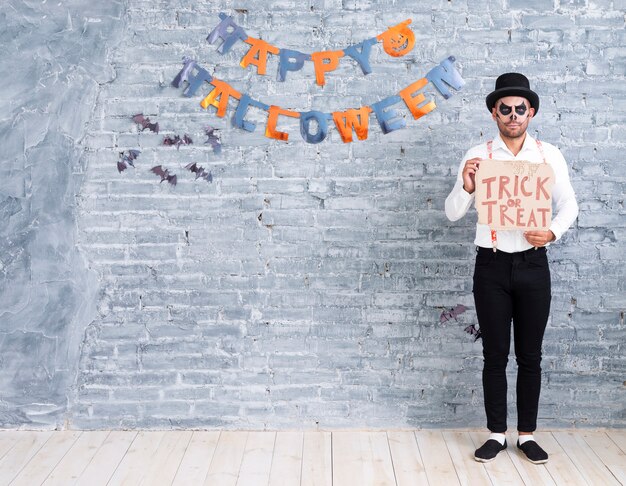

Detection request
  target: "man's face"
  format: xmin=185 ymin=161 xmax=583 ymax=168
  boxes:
xmin=491 ymin=96 xmax=534 ymax=140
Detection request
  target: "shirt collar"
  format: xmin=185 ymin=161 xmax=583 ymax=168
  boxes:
xmin=492 ymin=132 xmax=537 ymax=157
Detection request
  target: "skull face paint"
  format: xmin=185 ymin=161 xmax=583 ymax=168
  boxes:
xmin=492 ymin=96 xmax=534 ymax=140
xmin=497 ymin=102 xmax=528 ymax=120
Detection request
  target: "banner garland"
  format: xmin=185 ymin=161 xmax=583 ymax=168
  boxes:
xmin=207 ymin=13 xmax=417 ymax=85
xmin=171 ymin=56 xmax=466 ymax=144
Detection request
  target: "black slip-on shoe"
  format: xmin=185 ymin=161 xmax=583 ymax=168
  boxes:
xmin=474 ymin=439 xmax=507 ymax=462
xmin=517 ymin=439 xmax=549 ymax=464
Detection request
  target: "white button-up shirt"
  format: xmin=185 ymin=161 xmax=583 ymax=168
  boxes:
xmin=445 ymin=133 xmax=579 ymax=253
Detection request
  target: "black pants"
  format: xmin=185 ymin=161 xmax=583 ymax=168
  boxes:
xmin=473 ymin=246 xmax=551 ymax=433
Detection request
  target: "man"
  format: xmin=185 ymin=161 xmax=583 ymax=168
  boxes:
xmin=445 ymin=73 xmax=578 ymax=464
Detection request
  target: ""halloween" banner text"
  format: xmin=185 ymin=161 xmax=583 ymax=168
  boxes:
xmin=171 ymin=56 xmax=465 ymax=144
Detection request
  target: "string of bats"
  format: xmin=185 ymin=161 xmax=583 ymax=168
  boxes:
xmin=125 ymin=115 xmax=481 ymax=342
xmin=117 ymin=114 xmax=222 ymax=186
xmin=439 ymin=304 xmax=482 ymax=341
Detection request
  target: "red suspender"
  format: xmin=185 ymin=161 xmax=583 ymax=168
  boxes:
xmin=485 ymin=139 xmax=546 ymax=252
xmin=486 ymin=141 xmax=497 ymax=251
xmin=536 ymin=139 xmax=546 ymax=162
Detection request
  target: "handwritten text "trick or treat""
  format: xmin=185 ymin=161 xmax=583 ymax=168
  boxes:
xmin=475 ymin=159 xmax=556 ymax=230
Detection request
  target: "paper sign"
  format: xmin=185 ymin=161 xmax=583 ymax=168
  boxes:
xmin=475 ymin=159 xmax=555 ymax=231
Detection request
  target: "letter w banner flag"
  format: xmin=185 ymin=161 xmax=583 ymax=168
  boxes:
xmin=475 ymin=160 xmax=555 ymax=231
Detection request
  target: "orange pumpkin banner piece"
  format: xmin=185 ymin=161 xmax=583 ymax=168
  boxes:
xmin=377 ymin=20 xmax=415 ymax=57
xmin=398 ymin=77 xmax=437 ymax=120
xmin=310 ymin=50 xmax=345 ymax=86
xmin=240 ymin=37 xmax=280 ymax=75
xmin=332 ymin=107 xmax=372 ymax=143
xmin=200 ymin=79 xmax=242 ymax=117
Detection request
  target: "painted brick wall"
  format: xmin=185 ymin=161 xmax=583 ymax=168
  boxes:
xmin=2 ymin=0 xmax=624 ymax=429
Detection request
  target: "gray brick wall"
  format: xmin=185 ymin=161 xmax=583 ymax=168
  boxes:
xmin=1 ymin=0 xmax=624 ymax=429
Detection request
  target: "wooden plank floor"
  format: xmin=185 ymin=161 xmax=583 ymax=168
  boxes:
xmin=0 ymin=429 xmax=624 ymax=485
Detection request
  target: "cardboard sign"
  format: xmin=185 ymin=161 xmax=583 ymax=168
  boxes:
xmin=475 ymin=159 xmax=555 ymax=231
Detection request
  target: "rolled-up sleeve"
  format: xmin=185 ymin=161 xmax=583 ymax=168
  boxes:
xmin=445 ymin=150 xmax=478 ymax=222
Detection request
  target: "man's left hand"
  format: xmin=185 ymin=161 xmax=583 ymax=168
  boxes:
xmin=524 ymin=230 xmax=555 ymax=247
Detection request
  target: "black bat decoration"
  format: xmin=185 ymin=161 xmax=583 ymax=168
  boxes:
xmin=151 ymin=165 xmax=177 ymax=186
xmin=440 ymin=304 xmax=467 ymax=323
xmin=464 ymin=324 xmax=482 ymax=341
xmin=163 ymin=134 xmax=193 ymax=150
xmin=132 ymin=114 xmax=159 ymax=134
xmin=204 ymin=126 xmax=221 ymax=154
xmin=185 ymin=163 xmax=213 ymax=182
xmin=117 ymin=149 xmax=141 ymax=173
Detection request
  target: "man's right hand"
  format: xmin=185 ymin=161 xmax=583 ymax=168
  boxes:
xmin=462 ymin=157 xmax=482 ymax=194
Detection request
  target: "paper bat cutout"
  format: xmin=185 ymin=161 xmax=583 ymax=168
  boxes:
xmin=464 ymin=324 xmax=482 ymax=341
xmin=132 ymin=114 xmax=159 ymax=133
xmin=440 ymin=304 xmax=467 ymax=323
xmin=204 ymin=126 xmax=221 ymax=154
xmin=185 ymin=163 xmax=213 ymax=182
xmin=151 ymin=165 xmax=177 ymax=186
xmin=163 ymin=134 xmax=193 ymax=149
xmin=117 ymin=149 xmax=140 ymax=173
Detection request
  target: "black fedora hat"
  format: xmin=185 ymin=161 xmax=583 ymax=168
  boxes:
xmin=486 ymin=72 xmax=540 ymax=114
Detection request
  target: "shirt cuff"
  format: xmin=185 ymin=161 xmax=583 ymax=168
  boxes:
xmin=549 ymin=222 xmax=564 ymax=242
xmin=459 ymin=186 xmax=475 ymax=203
